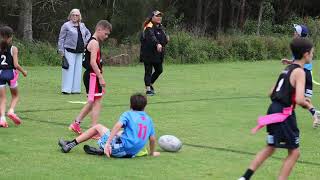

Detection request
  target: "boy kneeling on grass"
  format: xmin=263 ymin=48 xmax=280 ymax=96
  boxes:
xmin=58 ymin=93 xmax=160 ymax=158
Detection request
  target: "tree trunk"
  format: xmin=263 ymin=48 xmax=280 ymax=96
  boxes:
xmin=229 ymin=0 xmax=236 ymax=29
xmin=256 ymin=0 xmax=264 ymax=35
xmin=217 ymin=0 xmax=223 ymax=32
xmin=21 ymin=0 xmax=33 ymax=41
xmin=196 ymin=0 xmax=203 ymax=26
xmin=235 ymin=0 xmax=241 ymax=29
xmin=239 ymin=0 xmax=246 ymax=30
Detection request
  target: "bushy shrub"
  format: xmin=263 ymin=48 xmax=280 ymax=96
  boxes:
xmin=165 ymin=31 xmax=293 ymax=63
xmin=16 ymin=40 xmax=61 ymax=66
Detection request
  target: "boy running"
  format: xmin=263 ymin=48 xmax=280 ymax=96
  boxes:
xmin=68 ymin=20 xmax=111 ymax=136
xmin=281 ymin=24 xmax=320 ymax=128
xmin=0 ymin=26 xmax=27 ymax=128
xmin=239 ymin=38 xmax=314 ymax=180
xmin=59 ymin=93 xmax=160 ymax=158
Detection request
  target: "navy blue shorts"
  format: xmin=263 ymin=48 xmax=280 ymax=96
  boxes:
xmin=0 ymin=69 xmax=17 ymax=88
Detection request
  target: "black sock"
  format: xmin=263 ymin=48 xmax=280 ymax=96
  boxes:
xmin=66 ymin=139 xmax=79 ymax=149
xmin=242 ymin=169 xmax=254 ymax=180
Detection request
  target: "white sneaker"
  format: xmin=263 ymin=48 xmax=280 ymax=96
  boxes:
xmin=313 ymin=111 xmax=320 ymax=128
xmin=238 ymin=178 xmax=246 ymax=180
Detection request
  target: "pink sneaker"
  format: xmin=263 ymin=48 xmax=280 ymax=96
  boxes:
xmin=0 ymin=120 xmax=8 ymax=128
xmin=7 ymin=112 xmax=22 ymax=125
xmin=68 ymin=122 xmax=82 ymax=135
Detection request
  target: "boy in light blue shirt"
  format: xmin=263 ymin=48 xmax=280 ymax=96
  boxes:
xmin=58 ymin=93 xmax=160 ymax=158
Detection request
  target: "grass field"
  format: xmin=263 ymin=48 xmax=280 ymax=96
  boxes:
xmin=1 ymin=61 xmax=320 ymax=180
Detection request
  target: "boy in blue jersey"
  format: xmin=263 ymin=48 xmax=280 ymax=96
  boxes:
xmin=282 ymin=24 xmax=320 ymax=128
xmin=58 ymin=93 xmax=160 ymax=158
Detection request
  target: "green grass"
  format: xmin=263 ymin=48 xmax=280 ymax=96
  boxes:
xmin=1 ymin=61 xmax=320 ymax=180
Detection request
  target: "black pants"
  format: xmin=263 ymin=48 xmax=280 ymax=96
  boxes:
xmin=144 ymin=62 xmax=163 ymax=86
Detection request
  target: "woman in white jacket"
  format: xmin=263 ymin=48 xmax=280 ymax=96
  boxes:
xmin=58 ymin=9 xmax=91 ymax=94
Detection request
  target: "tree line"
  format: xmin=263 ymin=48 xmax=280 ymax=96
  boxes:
xmin=1 ymin=0 xmax=320 ymax=43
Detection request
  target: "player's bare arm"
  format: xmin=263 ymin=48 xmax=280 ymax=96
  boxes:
xmin=12 ymin=46 xmax=27 ymax=77
xmin=104 ymin=122 xmax=123 ymax=157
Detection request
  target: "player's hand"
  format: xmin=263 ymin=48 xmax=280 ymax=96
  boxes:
xmin=156 ymin=44 xmax=162 ymax=53
xmin=22 ymin=71 xmax=27 ymax=77
xmin=98 ymin=77 xmax=106 ymax=88
xmin=151 ymin=151 xmax=160 ymax=157
xmin=313 ymin=111 xmax=320 ymax=128
xmin=281 ymin=59 xmax=292 ymax=65
xmin=104 ymin=144 xmax=112 ymax=157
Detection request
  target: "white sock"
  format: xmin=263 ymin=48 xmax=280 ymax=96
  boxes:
xmin=1 ymin=116 xmax=6 ymax=121
xmin=146 ymin=86 xmax=151 ymax=91
xmin=8 ymin=109 xmax=14 ymax=114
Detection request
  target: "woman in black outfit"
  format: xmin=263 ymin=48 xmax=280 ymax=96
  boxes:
xmin=140 ymin=10 xmax=169 ymax=96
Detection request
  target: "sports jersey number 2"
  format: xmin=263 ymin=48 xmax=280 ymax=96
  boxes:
xmin=275 ymin=78 xmax=284 ymax=92
xmin=138 ymin=124 xmax=147 ymax=140
xmin=0 ymin=55 xmax=8 ymax=65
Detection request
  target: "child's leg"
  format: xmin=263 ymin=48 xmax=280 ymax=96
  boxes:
xmin=0 ymin=87 xmax=7 ymax=120
xmin=90 ymin=98 xmax=102 ymax=127
xmin=8 ymin=87 xmax=18 ymax=113
xmin=59 ymin=124 xmax=109 ymax=153
xmin=69 ymin=102 xmax=94 ymax=134
xmin=249 ymin=145 xmax=276 ymax=171
xmin=240 ymin=146 xmax=275 ymax=180
xmin=278 ymin=148 xmax=300 ymax=180
xmin=74 ymin=102 xmax=93 ymax=123
xmin=76 ymin=124 xmax=108 ymax=143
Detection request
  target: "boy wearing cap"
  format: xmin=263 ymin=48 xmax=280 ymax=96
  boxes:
xmin=282 ymin=24 xmax=320 ymax=128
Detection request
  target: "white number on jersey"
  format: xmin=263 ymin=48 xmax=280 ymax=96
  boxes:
xmin=0 ymin=55 xmax=8 ymax=65
xmin=275 ymin=78 xmax=284 ymax=92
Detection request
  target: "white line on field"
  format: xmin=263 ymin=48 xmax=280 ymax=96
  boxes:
xmin=68 ymin=101 xmax=87 ymax=104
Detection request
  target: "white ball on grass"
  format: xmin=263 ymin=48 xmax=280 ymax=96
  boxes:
xmin=158 ymin=135 xmax=182 ymax=152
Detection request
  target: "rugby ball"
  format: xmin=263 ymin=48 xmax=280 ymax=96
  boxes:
xmin=158 ymin=135 xmax=182 ymax=152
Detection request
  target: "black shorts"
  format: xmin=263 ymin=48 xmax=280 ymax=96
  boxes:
xmin=83 ymin=70 xmax=103 ymax=101
xmin=266 ymin=102 xmax=300 ymax=149
xmin=305 ymin=69 xmax=312 ymax=98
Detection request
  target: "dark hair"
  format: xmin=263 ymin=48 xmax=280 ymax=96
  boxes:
xmin=0 ymin=26 xmax=13 ymax=52
xmin=290 ymin=38 xmax=313 ymax=60
xmin=95 ymin=20 xmax=112 ymax=31
xmin=130 ymin=93 xmax=147 ymax=111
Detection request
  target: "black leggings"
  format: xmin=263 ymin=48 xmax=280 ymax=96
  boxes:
xmin=144 ymin=62 xmax=163 ymax=86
